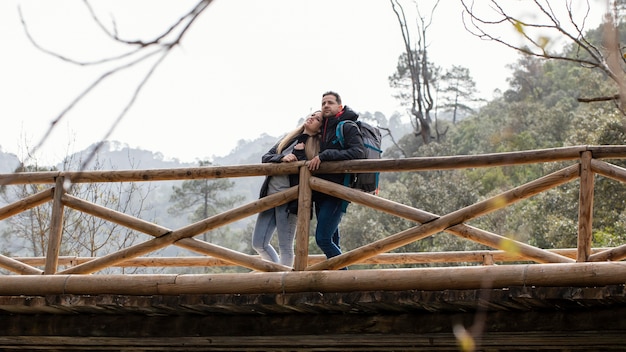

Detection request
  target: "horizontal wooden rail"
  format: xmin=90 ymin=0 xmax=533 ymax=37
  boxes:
xmin=0 ymin=162 xmax=304 ymax=185
xmin=0 ymin=262 xmax=625 ymax=295
xmin=10 ymin=248 xmax=606 ymax=268
xmin=4 ymin=145 xmax=626 ymax=186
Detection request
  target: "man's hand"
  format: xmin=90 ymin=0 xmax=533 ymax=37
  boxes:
xmin=307 ymin=156 xmax=321 ymax=170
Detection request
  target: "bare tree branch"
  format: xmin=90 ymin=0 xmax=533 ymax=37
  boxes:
xmin=81 ymin=46 xmax=173 ymax=172
xmin=378 ymin=126 xmax=407 ymax=158
xmin=17 ymin=0 xmax=214 ymax=170
xmin=577 ymin=94 xmax=620 ymax=102
xmin=460 ymin=0 xmax=626 ymax=109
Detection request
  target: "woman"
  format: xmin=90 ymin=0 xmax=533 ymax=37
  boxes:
xmin=251 ymin=110 xmax=322 ymax=266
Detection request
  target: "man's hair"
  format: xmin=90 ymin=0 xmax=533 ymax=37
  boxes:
xmin=322 ymin=91 xmax=342 ymax=105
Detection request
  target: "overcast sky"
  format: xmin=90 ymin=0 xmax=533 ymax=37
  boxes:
xmin=0 ymin=0 xmax=607 ymax=166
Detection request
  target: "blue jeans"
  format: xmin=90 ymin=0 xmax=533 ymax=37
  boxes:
xmin=251 ymin=203 xmax=297 ymax=266
xmin=314 ymin=197 xmax=346 ymax=259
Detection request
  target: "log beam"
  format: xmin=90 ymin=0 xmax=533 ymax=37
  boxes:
xmin=44 ymin=178 xmax=65 ymax=275
xmin=1 ymin=262 xmax=626 ymax=295
xmin=0 ymin=188 xmax=53 ymax=220
xmin=294 ymin=166 xmax=313 ymax=271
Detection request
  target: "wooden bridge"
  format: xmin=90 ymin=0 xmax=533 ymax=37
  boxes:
xmin=1 ymin=145 xmax=626 ymax=351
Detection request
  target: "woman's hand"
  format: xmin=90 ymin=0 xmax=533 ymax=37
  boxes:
xmin=282 ymin=153 xmax=297 ymax=162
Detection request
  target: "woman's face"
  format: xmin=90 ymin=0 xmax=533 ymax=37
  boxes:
xmin=304 ymin=111 xmax=323 ymax=134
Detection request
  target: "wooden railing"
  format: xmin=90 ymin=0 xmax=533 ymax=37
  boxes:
xmin=1 ymin=145 xmax=626 ymax=295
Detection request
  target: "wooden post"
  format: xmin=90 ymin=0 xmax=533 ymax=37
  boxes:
xmin=482 ymin=254 xmax=495 ymax=266
xmin=577 ymin=151 xmax=594 ymax=262
xmin=294 ymin=165 xmax=312 ymax=271
xmin=44 ymin=177 xmax=65 ymax=275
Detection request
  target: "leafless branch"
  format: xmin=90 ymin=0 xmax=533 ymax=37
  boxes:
xmin=378 ymin=127 xmax=407 ymax=158
xmin=578 ymin=94 xmax=620 ymax=102
xmin=461 ymin=0 xmax=626 ymax=106
xmin=79 ymin=46 xmax=173 ymax=172
xmin=17 ymin=0 xmax=214 ymax=170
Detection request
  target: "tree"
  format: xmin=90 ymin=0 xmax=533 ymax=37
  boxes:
xmin=439 ymin=65 xmax=480 ymax=124
xmin=389 ymin=0 xmax=442 ymax=144
xmin=168 ymin=160 xmax=243 ymax=243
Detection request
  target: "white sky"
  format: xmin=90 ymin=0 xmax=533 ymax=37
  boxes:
xmin=0 ymin=0 xmax=608 ymax=165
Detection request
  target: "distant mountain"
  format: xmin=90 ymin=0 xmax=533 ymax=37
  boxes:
xmin=213 ymin=134 xmax=277 ymax=166
xmin=54 ymin=138 xmax=276 ymax=221
xmin=0 ymin=115 xmax=410 ymax=260
xmin=213 ymin=134 xmax=277 ymax=202
xmin=57 ymin=137 xmax=278 ymax=171
xmin=0 ymin=137 xmax=278 ymax=259
xmin=0 ymin=149 xmax=20 ymax=173
xmin=58 ymin=141 xmax=197 ymax=171
xmin=0 ymin=113 xmax=409 ymax=213
xmin=0 ymin=137 xmax=279 ymax=208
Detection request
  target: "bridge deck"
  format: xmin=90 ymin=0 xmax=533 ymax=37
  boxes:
xmin=1 ymin=284 xmax=625 ymax=351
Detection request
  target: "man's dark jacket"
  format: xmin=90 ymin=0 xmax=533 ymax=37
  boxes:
xmin=315 ymin=105 xmax=365 ymax=200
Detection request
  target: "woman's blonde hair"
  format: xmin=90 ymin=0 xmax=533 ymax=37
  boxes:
xmin=277 ymin=112 xmax=321 ymax=160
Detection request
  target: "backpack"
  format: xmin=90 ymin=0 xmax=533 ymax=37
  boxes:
xmin=335 ymin=120 xmax=383 ymax=194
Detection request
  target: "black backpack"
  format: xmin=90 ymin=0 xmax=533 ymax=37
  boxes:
xmin=335 ymin=120 xmax=383 ymax=194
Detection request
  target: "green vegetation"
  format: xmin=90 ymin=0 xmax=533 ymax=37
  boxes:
xmin=339 ymin=22 xmax=626 ymax=261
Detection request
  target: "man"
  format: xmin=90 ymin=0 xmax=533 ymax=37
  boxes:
xmin=308 ymin=91 xmax=365 ymax=261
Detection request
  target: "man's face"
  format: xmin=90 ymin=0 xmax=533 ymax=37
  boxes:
xmin=321 ymin=95 xmax=342 ymax=118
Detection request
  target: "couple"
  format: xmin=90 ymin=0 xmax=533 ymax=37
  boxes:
xmin=251 ymin=91 xmax=365 ymax=267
